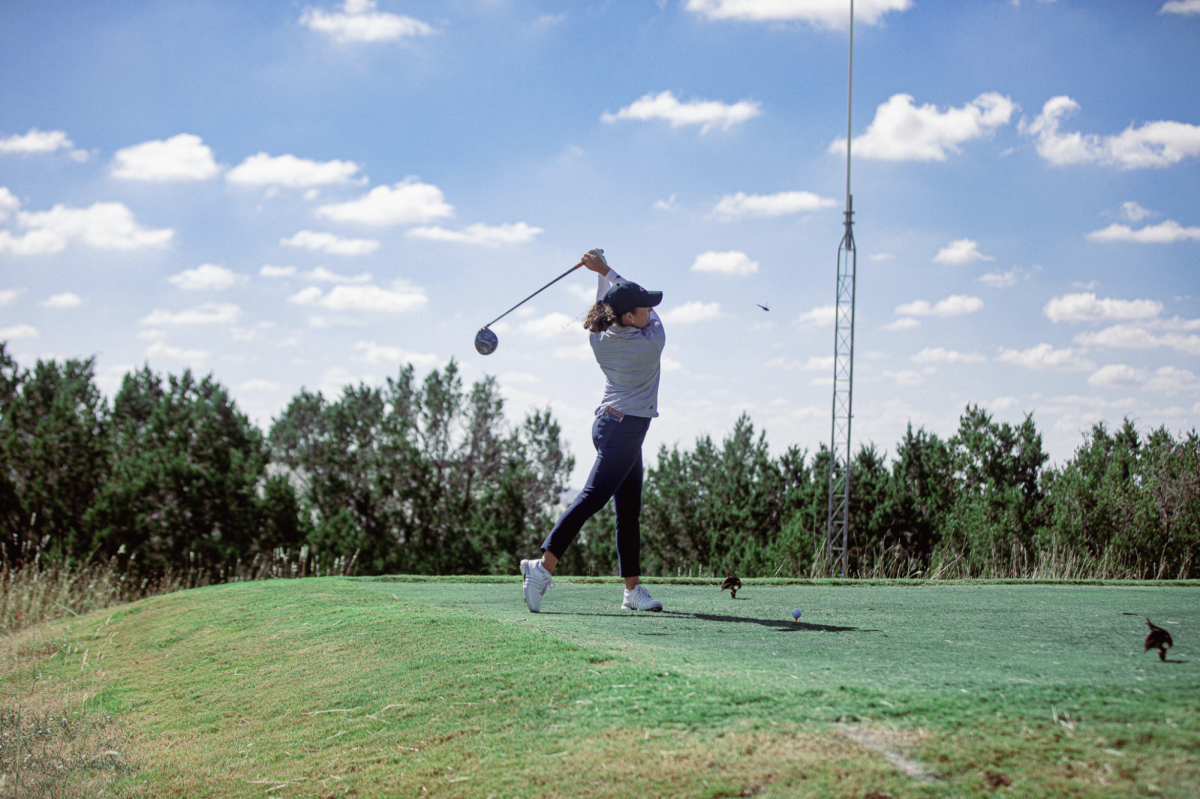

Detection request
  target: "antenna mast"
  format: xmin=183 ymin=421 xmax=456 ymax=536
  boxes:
xmin=826 ymin=0 xmax=857 ymax=578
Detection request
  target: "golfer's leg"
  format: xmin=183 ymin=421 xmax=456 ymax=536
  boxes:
xmin=612 ymin=446 xmax=643 ymax=579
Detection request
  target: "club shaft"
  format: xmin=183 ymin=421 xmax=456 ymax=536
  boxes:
xmin=483 ymin=261 xmax=584 ymax=328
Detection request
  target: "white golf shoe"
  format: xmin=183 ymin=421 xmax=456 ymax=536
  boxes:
xmin=621 ymin=584 xmax=663 ymax=612
xmin=520 ymin=559 xmax=553 ymax=613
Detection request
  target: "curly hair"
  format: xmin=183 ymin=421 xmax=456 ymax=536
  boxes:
xmin=583 ymin=301 xmax=619 ymax=334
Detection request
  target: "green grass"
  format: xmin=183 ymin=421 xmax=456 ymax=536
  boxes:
xmin=2 ymin=577 xmax=1197 ymax=798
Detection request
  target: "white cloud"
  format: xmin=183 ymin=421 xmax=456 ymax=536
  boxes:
xmin=910 ymin=347 xmax=985 ymax=364
xmin=0 ymin=128 xmax=86 ymax=160
xmin=996 ymin=343 xmax=1095 ymax=371
xmin=978 ymin=266 xmax=1032 ymax=288
xmin=1089 ymin=364 xmax=1200 ymax=394
xmin=303 ymin=266 xmax=372 ymax=283
xmin=0 ymin=289 xmax=16 ymax=305
xmin=260 ymin=264 xmax=297 ymax=278
xmin=932 ymin=238 xmax=994 ymax=265
xmin=895 ymin=294 xmax=983 ymax=317
xmin=407 ymin=222 xmax=543 ymax=247
xmin=1074 ymin=325 xmax=1200 ymax=356
xmin=1119 ymin=201 xmax=1154 ymax=222
xmin=145 ymin=341 xmax=209 ymax=361
xmin=140 ymin=303 xmax=241 ymax=326
xmin=1043 ymin=293 xmax=1162 ymax=323
xmin=883 ymin=317 xmax=920 ymax=331
xmin=352 ymin=340 xmax=439 ymax=367
xmin=1161 ymin=0 xmax=1200 ymax=14
xmin=661 ymin=301 xmax=724 ymax=324
xmin=830 ymin=92 xmax=1015 ymax=161
xmin=869 ymin=253 xmax=894 ymax=262
xmin=794 ymin=304 xmax=836 ymax=327
xmin=239 ymin=379 xmax=282 ymax=392
xmin=1022 ymin=96 xmax=1200 ymax=169
xmin=601 ymin=91 xmax=761 ymax=133
xmin=805 ymin=355 xmax=834 ymax=371
xmin=0 ymin=188 xmax=18 ymax=220
xmin=517 ymin=312 xmax=580 ymax=339
xmin=685 ymin=0 xmax=911 ymax=26
xmin=653 ymin=194 xmax=678 ymax=211
xmin=315 ymin=178 xmax=453 ymax=225
xmin=168 ymin=264 xmax=243 ymax=291
xmin=300 ymin=0 xmax=434 ymax=43
xmin=288 ymin=280 xmax=427 ymax=313
xmin=712 ymin=190 xmax=835 ymax=219
xmin=690 ymin=250 xmax=759 ymax=276
xmin=281 ymin=230 xmax=381 ymax=255
xmin=1087 ymin=219 xmax=1200 ymax=244
xmin=110 ymin=133 xmax=219 ymax=181
xmin=227 ymin=153 xmax=362 ymax=187
xmin=883 ymin=369 xmax=926 ymax=387
xmin=41 ymin=292 xmax=83 ymax=309
xmin=0 ymin=324 xmax=38 ymax=340
xmin=0 ymin=201 xmax=173 ymax=255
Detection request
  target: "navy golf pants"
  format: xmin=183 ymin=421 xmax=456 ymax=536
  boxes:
xmin=540 ymin=410 xmax=650 ymax=577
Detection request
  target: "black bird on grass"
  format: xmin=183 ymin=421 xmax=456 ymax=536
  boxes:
xmin=1145 ymin=618 xmax=1173 ymax=661
xmin=720 ymin=570 xmax=742 ymax=599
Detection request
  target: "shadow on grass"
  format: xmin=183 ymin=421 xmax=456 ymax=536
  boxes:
xmin=538 ymin=610 xmax=873 ymax=633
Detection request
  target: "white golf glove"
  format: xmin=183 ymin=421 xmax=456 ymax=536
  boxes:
xmin=585 ymin=248 xmax=607 ymax=267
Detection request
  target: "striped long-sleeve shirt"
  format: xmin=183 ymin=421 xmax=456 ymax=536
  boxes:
xmin=589 ymin=269 xmax=666 ymax=418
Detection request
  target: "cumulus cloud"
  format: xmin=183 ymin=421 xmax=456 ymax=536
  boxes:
xmin=0 ymin=128 xmax=87 ymax=160
xmin=996 ymin=343 xmax=1095 ymax=371
xmin=227 ymin=153 xmax=362 ymax=187
xmin=653 ymin=194 xmax=678 ymax=211
xmin=303 ymin=266 xmax=372 ymax=284
xmin=910 ymin=347 xmax=985 ymax=364
xmin=260 ymin=265 xmax=297 ymax=278
xmin=883 ymin=369 xmax=926 ymax=387
xmin=281 ymin=230 xmax=380 ymax=255
xmin=932 ymin=238 xmax=994 ymax=265
xmin=883 ymin=317 xmax=920 ymax=331
xmin=601 ymin=91 xmax=761 ymax=133
xmin=712 ymin=190 xmax=835 ymax=219
xmin=0 ymin=289 xmax=16 ymax=305
xmin=1161 ymin=0 xmax=1200 ymax=14
xmin=168 ymin=264 xmax=243 ymax=291
xmin=1089 ymin=364 xmax=1200 ymax=394
xmin=895 ymin=295 xmax=983 ymax=317
xmin=690 ymin=250 xmax=759 ymax=276
xmin=830 ymin=92 xmax=1015 ymax=161
xmin=300 ymin=0 xmax=434 ymax=42
xmin=1118 ymin=201 xmax=1154 ymax=222
xmin=1022 ymin=96 xmax=1200 ymax=169
xmin=0 ymin=201 xmax=173 ymax=255
xmin=794 ymin=305 xmax=836 ymax=327
xmin=1043 ymin=293 xmax=1162 ymax=323
xmin=661 ymin=301 xmax=725 ymax=324
xmin=352 ymin=340 xmax=439 ymax=367
xmin=288 ymin=279 xmax=427 ymax=313
xmin=1074 ymin=325 xmax=1200 ymax=356
xmin=407 ymin=222 xmax=543 ymax=247
xmin=685 ymin=0 xmax=911 ymax=26
xmin=140 ymin=303 xmax=241 ymax=326
xmin=315 ymin=178 xmax=453 ymax=225
xmin=41 ymin=292 xmax=83 ymax=309
xmin=516 ymin=312 xmax=580 ymax=340
xmin=978 ymin=266 xmax=1033 ymax=288
xmin=0 ymin=324 xmax=39 ymax=339
xmin=0 ymin=188 xmax=18 ymax=220
xmin=1087 ymin=219 xmax=1200 ymax=243
xmin=145 ymin=341 xmax=209 ymax=361
xmin=111 ymin=134 xmax=219 ymax=181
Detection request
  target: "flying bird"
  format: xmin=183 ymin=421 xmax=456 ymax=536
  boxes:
xmin=720 ymin=570 xmax=742 ymax=599
xmin=1144 ymin=618 xmax=1173 ymax=661
xmin=757 ymin=304 xmax=769 ymax=312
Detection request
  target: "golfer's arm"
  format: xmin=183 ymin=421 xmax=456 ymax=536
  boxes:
xmin=596 ymin=268 xmax=624 ymax=302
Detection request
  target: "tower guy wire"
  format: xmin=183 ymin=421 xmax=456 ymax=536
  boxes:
xmin=826 ymin=0 xmax=857 ymax=578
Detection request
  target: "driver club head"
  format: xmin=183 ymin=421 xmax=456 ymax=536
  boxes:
xmin=474 ymin=327 xmax=498 ymax=355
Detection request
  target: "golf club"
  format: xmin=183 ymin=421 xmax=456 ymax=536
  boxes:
xmin=474 ymin=254 xmax=593 ymax=355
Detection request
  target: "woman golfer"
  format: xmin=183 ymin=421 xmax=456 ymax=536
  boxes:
xmin=521 ymin=249 xmax=665 ymax=613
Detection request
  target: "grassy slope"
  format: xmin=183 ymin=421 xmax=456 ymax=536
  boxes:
xmin=2 ymin=577 xmax=1197 ymax=798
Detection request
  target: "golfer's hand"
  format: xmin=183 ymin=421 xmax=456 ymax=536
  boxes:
xmin=581 ymin=249 xmax=610 ymax=276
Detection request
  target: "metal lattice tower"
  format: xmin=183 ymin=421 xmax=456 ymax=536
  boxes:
xmin=826 ymin=0 xmax=857 ymax=578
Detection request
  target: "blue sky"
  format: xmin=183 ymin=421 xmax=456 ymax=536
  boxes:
xmin=2 ymin=0 xmax=1198 ymax=480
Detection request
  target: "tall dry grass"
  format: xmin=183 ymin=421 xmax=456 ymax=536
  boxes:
xmin=0 ymin=546 xmax=359 ymax=635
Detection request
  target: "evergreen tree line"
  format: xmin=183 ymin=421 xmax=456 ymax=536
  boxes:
xmin=1 ymin=346 xmax=1196 ymax=580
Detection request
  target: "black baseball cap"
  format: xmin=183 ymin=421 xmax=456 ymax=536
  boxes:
xmin=603 ymin=281 xmax=663 ymax=317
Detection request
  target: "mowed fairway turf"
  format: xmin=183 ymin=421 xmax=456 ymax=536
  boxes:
xmin=2 ymin=577 xmax=1197 ymax=798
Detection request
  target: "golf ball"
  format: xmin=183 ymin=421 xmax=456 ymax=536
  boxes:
xmin=792 ymin=609 xmax=802 ymax=619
